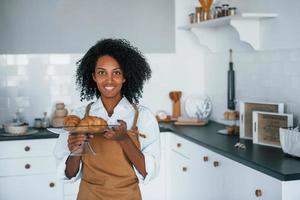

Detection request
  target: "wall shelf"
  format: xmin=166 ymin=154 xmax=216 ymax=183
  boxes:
xmin=178 ymin=13 xmax=278 ymax=51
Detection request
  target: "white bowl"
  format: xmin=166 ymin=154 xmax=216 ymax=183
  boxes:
xmin=4 ymin=123 xmax=29 ymax=135
xmin=280 ymin=128 xmax=300 ymax=157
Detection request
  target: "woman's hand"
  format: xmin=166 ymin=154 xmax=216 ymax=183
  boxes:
xmin=67 ymin=133 xmax=94 ymax=152
xmin=103 ymin=120 xmax=129 ymax=141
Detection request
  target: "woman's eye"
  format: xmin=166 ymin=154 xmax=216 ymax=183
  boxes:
xmin=97 ymin=71 xmax=106 ymax=75
xmin=114 ymin=71 xmax=122 ymax=75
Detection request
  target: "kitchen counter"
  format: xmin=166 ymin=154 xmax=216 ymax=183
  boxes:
xmin=0 ymin=128 xmax=59 ymax=141
xmin=159 ymin=121 xmax=300 ymax=181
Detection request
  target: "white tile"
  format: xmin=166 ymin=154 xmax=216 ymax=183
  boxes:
xmin=49 ymin=54 xmax=71 ymax=65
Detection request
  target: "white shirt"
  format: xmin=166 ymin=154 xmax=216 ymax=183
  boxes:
xmin=53 ymin=97 xmax=160 ymax=185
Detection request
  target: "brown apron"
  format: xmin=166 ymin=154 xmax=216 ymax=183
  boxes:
xmin=77 ymin=103 xmax=142 ymax=200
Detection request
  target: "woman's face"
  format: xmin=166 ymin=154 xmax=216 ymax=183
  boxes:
xmin=93 ymin=55 xmax=125 ymax=100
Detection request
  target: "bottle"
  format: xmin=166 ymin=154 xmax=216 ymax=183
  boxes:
xmin=227 ymin=49 xmax=235 ymax=110
xmin=41 ymin=112 xmax=50 ymax=128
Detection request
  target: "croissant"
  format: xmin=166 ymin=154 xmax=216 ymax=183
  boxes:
xmin=77 ymin=116 xmax=108 ymax=133
xmin=63 ymin=115 xmax=81 ymax=127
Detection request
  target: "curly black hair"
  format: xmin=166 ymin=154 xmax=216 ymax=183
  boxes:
xmin=76 ymin=39 xmax=152 ymax=104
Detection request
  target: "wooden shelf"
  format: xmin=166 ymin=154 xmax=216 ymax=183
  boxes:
xmin=178 ymin=13 xmax=278 ymax=51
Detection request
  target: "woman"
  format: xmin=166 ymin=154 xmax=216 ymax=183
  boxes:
xmin=54 ymin=39 xmax=160 ymax=200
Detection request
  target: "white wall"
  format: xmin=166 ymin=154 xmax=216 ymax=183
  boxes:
xmin=203 ymin=0 xmax=300 ymax=124
xmin=2 ymin=0 xmax=299 ymax=127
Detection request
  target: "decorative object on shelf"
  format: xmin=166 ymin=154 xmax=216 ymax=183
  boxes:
xmin=253 ymin=111 xmax=293 ymax=148
xmin=169 ymin=91 xmax=182 ymax=120
xmin=199 ymin=0 xmax=213 ymax=21
xmin=280 ymin=127 xmax=300 ymax=158
xmin=221 ymin=4 xmax=229 ymax=16
xmin=240 ymin=101 xmax=284 ymax=140
xmin=179 ymin=13 xmax=278 ymax=51
xmin=228 ymin=7 xmax=237 ymax=16
xmin=184 ymin=94 xmax=212 ymax=121
xmin=51 ymin=102 xmax=68 ymax=128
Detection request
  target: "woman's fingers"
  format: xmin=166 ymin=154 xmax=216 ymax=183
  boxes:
xmin=67 ymin=134 xmax=90 ymax=151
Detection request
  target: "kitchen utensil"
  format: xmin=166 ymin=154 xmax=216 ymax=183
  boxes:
xmin=169 ymin=91 xmax=182 ymax=119
xmin=227 ymin=49 xmax=235 ymax=110
xmin=199 ymin=0 xmax=213 ymax=20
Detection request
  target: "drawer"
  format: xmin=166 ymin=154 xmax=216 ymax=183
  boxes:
xmin=0 ymin=156 xmax=56 ymax=176
xmin=0 ymin=138 xmax=57 ymax=159
xmin=64 ymin=179 xmax=81 ymax=195
xmin=170 ymin=134 xmax=200 ymax=158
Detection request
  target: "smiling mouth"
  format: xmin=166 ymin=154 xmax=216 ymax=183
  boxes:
xmin=104 ymin=86 xmax=115 ymax=91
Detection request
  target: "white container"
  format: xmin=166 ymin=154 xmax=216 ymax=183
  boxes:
xmin=4 ymin=123 xmax=29 ymax=135
xmin=280 ymin=127 xmax=300 ymax=157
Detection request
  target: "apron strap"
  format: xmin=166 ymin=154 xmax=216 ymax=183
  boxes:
xmin=84 ymin=102 xmax=94 ymax=118
xmin=130 ymin=104 xmax=146 ymax=138
xmin=131 ymin=104 xmax=139 ymax=130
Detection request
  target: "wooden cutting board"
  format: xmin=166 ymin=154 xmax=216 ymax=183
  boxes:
xmin=174 ymin=118 xmax=208 ymax=126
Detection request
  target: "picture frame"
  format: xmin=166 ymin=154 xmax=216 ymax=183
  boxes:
xmin=239 ymin=101 xmax=284 ymax=140
xmin=252 ymin=111 xmax=293 ymax=148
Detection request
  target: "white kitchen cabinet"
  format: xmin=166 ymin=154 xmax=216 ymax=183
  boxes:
xmin=139 ymin=133 xmax=167 ymax=200
xmin=0 ymin=174 xmax=62 ymax=200
xmin=0 ymin=138 xmax=63 ymax=200
xmin=222 ymin=155 xmax=281 ymax=200
xmin=166 ymin=132 xmax=300 ymax=200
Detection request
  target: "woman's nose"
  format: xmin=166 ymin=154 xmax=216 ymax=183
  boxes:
xmin=106 ymin=74 xmax=113 ymax=83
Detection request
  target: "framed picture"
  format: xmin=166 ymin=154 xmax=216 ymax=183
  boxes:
xmin=253 ymin=111 xmax=293 ymax=148
xmin=239 ymin=102 xmax=284 ymax=140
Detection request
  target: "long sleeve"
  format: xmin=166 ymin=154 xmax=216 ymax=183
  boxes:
xmin=133 ymin=106 xmax=161 ymax=184
xmin=52 ymin=107 xmax=86 ymax=183
xmin=53 ymin=131 xmax=83 ymax=183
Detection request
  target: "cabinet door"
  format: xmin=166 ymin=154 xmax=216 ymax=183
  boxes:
xmin=168 ymin=150 xmax=192 ymax=200
xmin=190 ymin=146 xmax=223 ymax=200
xmin=222 ymin=155 xmax=281 ymax=200
xmin=0 ymin=174 xmax=63 ymax=200
xmin=140 ymin=133 xmax=167 ymax=200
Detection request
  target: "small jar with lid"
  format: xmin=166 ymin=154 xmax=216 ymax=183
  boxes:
xmin=228 ymin=7 xmax=237 ymax=16
xmin=221 ymin=4 xmax=229 ymax=16
xmin=34 ymin=118 xmax=42 ymax=128
xmin=189 ymin=13 xmax=195 ymax=24
xmin=214 ymin=6 xmax=222 ymax=18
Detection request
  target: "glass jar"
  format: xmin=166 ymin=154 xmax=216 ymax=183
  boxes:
xmin=214 ymin=6 xmax=222 ymax=18
xmin=34 ymin=118 xmax=42 ymax=128
xmin=222 ymin=4 xmax=229 ymax=16
xmin=41 ymin=112 xmax=50 ymax=128
xmin=228 ymin=7 xmax=237 ymax=16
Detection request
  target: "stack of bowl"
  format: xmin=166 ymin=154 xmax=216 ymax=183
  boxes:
xmin=51 ymin=103 xmax=68 ymax=127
